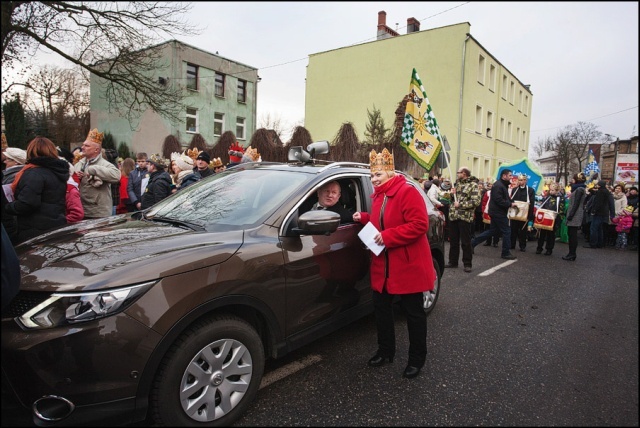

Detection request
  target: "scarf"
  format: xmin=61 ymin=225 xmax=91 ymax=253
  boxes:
xmin=372 ymin=174 xmax=401 ymax=197
xmin=11 ymin=163 xmax=39 ymax=193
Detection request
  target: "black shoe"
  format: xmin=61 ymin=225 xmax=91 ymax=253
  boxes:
xmin=464 ymin=266 xmax=472 ymax=273
xmin=483 ymin=242 xmax=492 ymax=246
xmin=544 ymin=250 xmax=552 ymax=256
xmin=492 ymin=243 xmax=498 ymax=247
xmin=535 ymin=249 xmax=542 ymax=254
xmin=562 ymin=254 xmax=576 ymax=261
xmin=445 ymin=263 xmax=458 ymax=268
xmin=368 ymin=354 xmax=393 ymax=367
xmin=583 ymin=245 xmax=597 ymax=249
xmin=501 ymin=254 xmax=517 ymax=260
xmin=402 ymin=365 xmax=421 ymax=379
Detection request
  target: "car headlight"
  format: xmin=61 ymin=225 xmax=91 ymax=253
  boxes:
xmin=16 ymin=281 xmax=156 ymax=330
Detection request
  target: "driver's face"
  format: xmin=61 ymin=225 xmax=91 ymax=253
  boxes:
xmin=318 ymin=182 xmax=341 ymax=207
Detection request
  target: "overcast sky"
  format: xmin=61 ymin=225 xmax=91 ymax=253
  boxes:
xmin=176 ymin=1 xmax=639 ymax=147
xmin=22 ymin=2 xmax=639 ymax=150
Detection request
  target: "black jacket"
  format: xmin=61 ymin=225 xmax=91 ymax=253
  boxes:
xmin=488 ymin=177 xmax=512 ymax=218
xmin=591 ymin=187 xmax=614 ymax=217
xmin=127 ymin=167 xmax=147 ymax=204
xmin=141 ymin=170 xmax=173 ymax=210
xmin=4 ymin=157 xmax=69 ymax=244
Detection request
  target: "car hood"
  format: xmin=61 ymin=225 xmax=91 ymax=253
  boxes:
xmin=16 ymin=215 xmax=243 ymax=292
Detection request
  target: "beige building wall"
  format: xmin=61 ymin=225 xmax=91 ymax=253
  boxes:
xmin=305 ymin=21 xmax=532 ymax=180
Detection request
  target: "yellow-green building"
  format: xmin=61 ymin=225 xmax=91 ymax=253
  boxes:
xmin=305 ymin=14 xmax=532 ymax=180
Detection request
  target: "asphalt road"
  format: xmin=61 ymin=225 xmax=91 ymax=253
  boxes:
xmin=233 ymin=235 xmax=639 ymax=426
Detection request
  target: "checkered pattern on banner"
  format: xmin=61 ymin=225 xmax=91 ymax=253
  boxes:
xmin=425 ymin=108 xmax=442 ymax=143
xmin=401 ymin=114 xmax=415 ymax=145
xmin=584 ymin=149 xmax=600 ymax=180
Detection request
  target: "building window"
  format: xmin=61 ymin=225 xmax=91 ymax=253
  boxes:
xmin=524 ymin=95 xmax=529 ymax=116
xmin=484 ymin=159 xmax=490 ymax=179
xmin=489 ymin=64 xmax=496 ymax=92
xmin=509 ymin=81 xmax=515 ymax=104
xmin=486 ymin=111 xmax=493 ymax=138
xmin=237 ymin=79 xmax=247 ymax=103
xmin=522 ymin=130 xmax=527 ymax=150
xmin=475 ymin=105 xmax=483 ymax=134
xmin=186 ymin=64 xmax=198 ymax=91
xmin=507 ymin=121 xmax=513 ymax=143
xmin=499 ymin=117 xmax=505 ymax=140
xmin=186 ymin=107 xmax=198 ymax=133
xmin=236 ymin=117 xmax=246 ymax=140
xmin=214 ymin=112 xmax=224 ymax=136
xmin=502 ymin=75 xmax=508 ymax=100
xmin=215 ymin=72 xmax=225 ymax=97
xmin=477 ymin=54 xmax=485 ymax=85
xmin=516 ymin=127 xmax=521 ymax=149
xmin=518 ymin=90 xmax=523 ymax=112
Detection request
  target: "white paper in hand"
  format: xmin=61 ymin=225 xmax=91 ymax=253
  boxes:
xmin=357 ymin=222 xmax=385 ymax=256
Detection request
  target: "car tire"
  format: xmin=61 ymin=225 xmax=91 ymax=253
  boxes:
xmin=150 ymin=315 xmax=265 ymax=427
xmin=423 ymin=257 xmax=441 ymax=315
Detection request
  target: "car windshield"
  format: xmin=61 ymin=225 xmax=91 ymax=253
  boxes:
xmin=146 ymin=169 xmax=308 ymax=231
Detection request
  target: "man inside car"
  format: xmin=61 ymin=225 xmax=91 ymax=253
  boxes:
xmin=306 ymin=180 xmax=353 ymax=224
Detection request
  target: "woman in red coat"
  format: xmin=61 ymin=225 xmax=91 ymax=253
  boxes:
xmin=353 ymin=148 xmax=435 ymax=379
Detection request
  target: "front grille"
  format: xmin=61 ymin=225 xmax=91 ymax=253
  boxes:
xmin=2 ymin=291 xmax=51 ymax=318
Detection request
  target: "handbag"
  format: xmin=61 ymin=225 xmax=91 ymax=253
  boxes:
xmin=482 ymin=191 xmax=491 ymax=224
xmin=508 ymin=186 xmax=530 ymax=222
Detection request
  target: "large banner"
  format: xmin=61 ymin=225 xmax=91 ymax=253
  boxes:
xmin=615 ymin=153 xmax=639 ymax=185
xmin=496 ymin=157 xmax=543 ymax=193
xmin=400 ymin=68 xmax=443 ymax=171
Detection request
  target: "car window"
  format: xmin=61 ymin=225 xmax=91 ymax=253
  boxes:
xmin=147 ymin=170 xmax=309 ymax=231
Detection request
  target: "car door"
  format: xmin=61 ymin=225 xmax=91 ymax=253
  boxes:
xmin=279 ymin=174 xmax=371 ymax=339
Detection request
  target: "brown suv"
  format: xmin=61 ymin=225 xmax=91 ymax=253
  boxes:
xmin=1 ymin=142 xmax=445 ymax=426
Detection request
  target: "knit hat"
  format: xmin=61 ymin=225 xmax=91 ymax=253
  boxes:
xmin=4 ymin=147 xmax=27 ymax=165
xmin=624 ymin=205 xmax=634 ymax=214
xmin=597 ymin=180 xmax=607 ymax=188
xmin=171 ymin=151 xmax=194 ymax=171
xmin=196 ymin=151 xmax=211 ymax=163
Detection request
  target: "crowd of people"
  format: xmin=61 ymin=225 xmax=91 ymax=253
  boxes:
xmin=419 ymin=170 xmax=639 ymax=271
xmin=1 ymin=129 xmax=264 ymax=248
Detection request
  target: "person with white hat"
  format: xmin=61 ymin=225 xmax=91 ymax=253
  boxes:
xmin=2 ymin=147 xmax=27 ymax=185
xmin=170 ymin=151 xmax=200 ymax=191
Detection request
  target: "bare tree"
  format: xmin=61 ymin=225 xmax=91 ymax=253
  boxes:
xmin=530 ymin=137 xmax=549 ymax=159
xmin=569 ymin=121 xmax=601 ymax=171
xmin=2 ymin=2 xmax=201 ymax=126
xmin=553 ymin=127 xmax=574 ymax=185
xmin=258 ymin=112 xmax=288 ymax=141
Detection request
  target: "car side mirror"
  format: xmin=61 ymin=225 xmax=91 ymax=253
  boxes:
xmin=292 ymin=210 xmax=341 ymax=235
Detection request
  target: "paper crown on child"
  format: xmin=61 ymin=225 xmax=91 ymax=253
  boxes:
xmin=624 ymin=205 xmax=634 ymax=213
xmin=171 ymin=151 xmax=194 ymax=171
xmin=229 ymin=142 xmax=245 ymax=163
xmin=210 ymin=157 xmax=224 ymax=168
xmin=84 ymin=128 xmax=104 ymax=145
xmin=369 ymin=148 xmax=394 ymax=173
xmin=186 ymin=148 xmax=201 ymax=161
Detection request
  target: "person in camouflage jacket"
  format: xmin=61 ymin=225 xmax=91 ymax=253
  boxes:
xmin=446 ymin=167 xmax=481 ymax=272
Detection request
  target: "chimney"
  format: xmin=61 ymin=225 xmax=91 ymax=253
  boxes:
xmin=376 ymin=10 xmax=400 ymax=40
xmin=407 ymin=17 xmax=420 ymax=33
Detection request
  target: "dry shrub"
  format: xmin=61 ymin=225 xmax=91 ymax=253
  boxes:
xmin=161 ymin=134 xmax=182 ymax=159
xmin=248 ymin=128 xmax=278 ymax=162
xmin=211 ymin=130 xmax=236 ymax=165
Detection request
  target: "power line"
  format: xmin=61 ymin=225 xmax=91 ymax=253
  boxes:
xmin=531 ymin=106 xmax=638 ymax=133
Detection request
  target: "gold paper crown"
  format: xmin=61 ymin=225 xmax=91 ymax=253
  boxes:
xmin=369 ymin=148 xmax=394 ymax=173
xmin=85 ymin=128 xmax=104 ymax=145
xmin=1 ymin=133 xmax=7 ymax=150
xmin=186 ymin=148 xmax=201 ymax=161
xmin=73 ymin=150 xmax=85 ymax=164
xmin=244 ymin=146 xmax=260 ymax=162
xmin=210 ymin=157 xmax=224 ymax=168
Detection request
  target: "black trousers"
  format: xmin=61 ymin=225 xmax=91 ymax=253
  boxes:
xmin=510 ymin=220 xmax=528 ymax=249
xmin=536 ymin=229 xmax=556 ymax=252
xmin=449 ymin=219 xmax=473 ymax=267
xmin=372 ymin=288 xmax=426 ymax=368
xmin=567 ymin=226 xmax=579 ymax=256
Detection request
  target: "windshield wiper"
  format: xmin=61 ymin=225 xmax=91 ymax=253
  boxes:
xmin=151 ymin=216 xmax=206 ymax=231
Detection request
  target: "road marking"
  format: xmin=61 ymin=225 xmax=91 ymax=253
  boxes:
xmin=259 ymin=354 xmax=323 ymax=389
xmin=477 ymin=259 xmax=518 ymax=276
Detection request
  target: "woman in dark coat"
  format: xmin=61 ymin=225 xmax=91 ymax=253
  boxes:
xmin=563 ymin=173 xmax=587 ymax=260
xmin=4 ymin=137 xmax=69 ymax=244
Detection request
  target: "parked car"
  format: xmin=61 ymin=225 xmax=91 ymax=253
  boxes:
xmin=1 ymin=142 xmax=445 ymax=427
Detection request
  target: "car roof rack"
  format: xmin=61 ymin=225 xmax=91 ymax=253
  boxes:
xmin=317 ymin=162 xmax=370 ymax=173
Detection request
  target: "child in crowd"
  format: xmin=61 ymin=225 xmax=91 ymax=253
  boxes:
xmin=612 ymin=205 xmax=634 ymax=250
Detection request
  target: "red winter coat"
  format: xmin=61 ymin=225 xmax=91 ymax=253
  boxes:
xmin=356 ymin=174 xmax=435 ymax=294
xmin=66 ymin=181 xmax=84 ymax=224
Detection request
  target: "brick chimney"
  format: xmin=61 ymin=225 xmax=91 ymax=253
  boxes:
xmin=377 ymin=10 xmax=399 ymax=40
xmin=407 ymin=17 xmax=420 ymax=33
